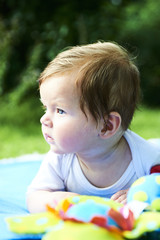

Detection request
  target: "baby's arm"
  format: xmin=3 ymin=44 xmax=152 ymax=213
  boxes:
xmin=27 ymin=190 xmax=78 ymax=213
xmin=111 ymin=189 xmax=129 ymax=205
xmin=27 ymin=152 xmax=79 ymax=213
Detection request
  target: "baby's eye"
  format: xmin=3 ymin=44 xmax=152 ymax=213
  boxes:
xmin=57 ymin=108 xmax=65 ymax=114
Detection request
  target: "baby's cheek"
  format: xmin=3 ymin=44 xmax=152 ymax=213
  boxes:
xmin=59 ymin=132 xmax=78 ymax=149
xmin=58 ymin=128 xmax=83 ymax=151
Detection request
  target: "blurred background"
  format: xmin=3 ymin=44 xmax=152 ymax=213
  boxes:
xmin=0 ymin=0 xmax=160 ymax=159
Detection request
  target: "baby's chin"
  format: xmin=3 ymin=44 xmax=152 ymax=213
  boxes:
xmin=50 ymin=145 xmax=75 ymax=156
xmin=50 ymin=145 xmax=66 ymax=155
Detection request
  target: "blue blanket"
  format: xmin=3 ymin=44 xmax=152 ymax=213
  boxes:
xmin=1 ymin=139 xmax=160 ymax=239
xmin=0 ymin=154 xmax=43 ymax=240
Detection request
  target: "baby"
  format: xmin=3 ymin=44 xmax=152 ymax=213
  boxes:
xmin=27 ymin=41 xmax=160 ymax=213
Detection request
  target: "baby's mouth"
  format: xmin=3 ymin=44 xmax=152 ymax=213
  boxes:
xmin=45 ymin=134 xmax=54 ymax=142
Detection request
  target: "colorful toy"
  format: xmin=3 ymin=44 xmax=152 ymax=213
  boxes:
xmin=127 ymin=173 xmax=160 ymax=211
xmin=6 ymin=196 xmax=132 ymax=240
xmin=124 ymin=173 xmax=160 ymax=239
xmin=6 ymin=174 xmax=160 ymax=240
xmin=42 ymin=221 xmax=123 ymax=240
xmin=54 ymin=195 xmax=134 ymax=231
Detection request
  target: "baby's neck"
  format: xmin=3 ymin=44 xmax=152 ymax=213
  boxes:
xmin=77 ymin=131 xmax=123 ymax=167
xmin=77 ymin=136 xmax=132 ymax=188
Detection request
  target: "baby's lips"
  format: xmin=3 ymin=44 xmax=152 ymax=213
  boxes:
xmin=44 ymin=133 xmax=54 ymax=142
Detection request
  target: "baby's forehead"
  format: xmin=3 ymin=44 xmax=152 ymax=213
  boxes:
xmin=40 ymin=73 xmax=80 ymax=100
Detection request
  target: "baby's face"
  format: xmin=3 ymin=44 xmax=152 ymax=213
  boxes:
xmin=40 ymin=73 xmax=101 ymax=155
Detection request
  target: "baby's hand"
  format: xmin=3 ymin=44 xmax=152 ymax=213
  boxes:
xmin=49 ymin=191 xmax=79 ymax=208
xmin=111 ymin=189 xmax=129 ymax=205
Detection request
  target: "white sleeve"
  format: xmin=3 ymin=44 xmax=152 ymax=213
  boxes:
xmin=124 ymin=130 xmax=160 ymax=177
xmin=27 ymin=151 xmax=65 ymax=194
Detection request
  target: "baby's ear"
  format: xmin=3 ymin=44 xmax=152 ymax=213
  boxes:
xmin=100 ymin=112 xmax=121 ymax=139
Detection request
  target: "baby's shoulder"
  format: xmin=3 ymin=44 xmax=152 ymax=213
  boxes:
xmin=124 ymin=130 xmax=159 ymax=154
xmin=124 ymin=130 xmax=160 ymax=176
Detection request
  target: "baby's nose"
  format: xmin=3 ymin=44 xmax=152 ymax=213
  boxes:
xmin=40 ymin=115 xmax=53 ymax=128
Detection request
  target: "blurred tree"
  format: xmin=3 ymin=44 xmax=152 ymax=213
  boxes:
xmin=118 ymin=0 xmax=160 ymax=106
xmin=0 ymin=0 xmax=160 ymax=107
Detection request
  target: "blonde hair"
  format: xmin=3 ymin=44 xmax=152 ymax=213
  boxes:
xmin=39 ymin=41 xmax=140 ymax=130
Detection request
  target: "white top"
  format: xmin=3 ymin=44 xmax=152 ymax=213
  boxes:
xmin=27 ymin=130 xmax=160 ymax=198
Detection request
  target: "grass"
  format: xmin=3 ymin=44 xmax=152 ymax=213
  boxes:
xmin=0 ymin=123 xmax=49 ymax=159
xmin=0 ymin=105 xmax=160 ymax=159
xmin=0 ymin=98 xmax=49 ymax=159
xmin=130 ymin=106 xmax=160 ymax=139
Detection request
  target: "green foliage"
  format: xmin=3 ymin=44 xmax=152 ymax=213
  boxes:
xmin=0 ymin=18 xmax=16 ymax=94
xmin=0 ymin=96 xmax=49 ymax=158
xmin=118 ymin=0 xmax=160 ymax=106
xmin=0 ymin=95 xmax=41 ymax=126
xmin=0 ymin=0 xmax=160 ymax=158
xmin=0 ymin=124 xmax=49 ymax=159
xmin=0 ymin=0 xmax=160 ymax=106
